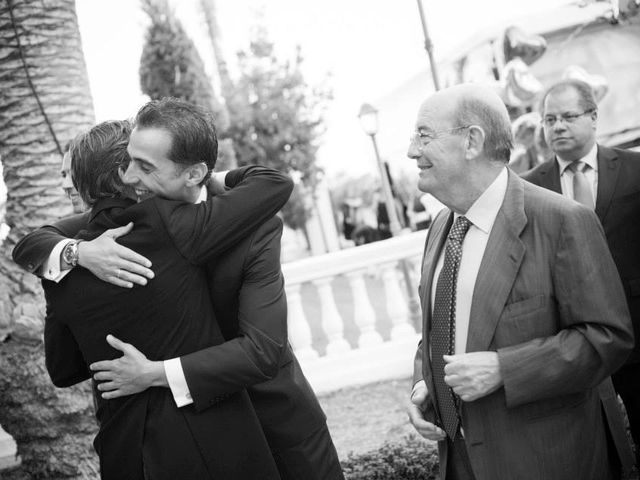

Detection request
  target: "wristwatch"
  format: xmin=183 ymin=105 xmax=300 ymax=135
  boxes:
xmin=62 ymin=240 xmax=84 ymax=268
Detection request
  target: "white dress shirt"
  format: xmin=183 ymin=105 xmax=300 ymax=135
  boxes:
xmin=556 ymin=143 xmax=598 ymax=203
xmin=430 ymin=168 xmax=508 ymax=355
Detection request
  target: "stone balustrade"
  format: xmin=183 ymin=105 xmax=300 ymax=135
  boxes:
xmin=282 ymin=229 xmax=427 ymax=394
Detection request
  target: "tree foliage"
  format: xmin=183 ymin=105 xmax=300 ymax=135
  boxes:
xmin=225 ymin=31 xmax=331 ymax=230
xmin=138 ymin=0 xmax=224 ymax=124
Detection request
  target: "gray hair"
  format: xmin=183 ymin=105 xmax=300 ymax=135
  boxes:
xmin=452 ymin=96 xmax=513 ymax=163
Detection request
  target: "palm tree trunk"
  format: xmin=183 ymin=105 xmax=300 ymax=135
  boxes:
xmin=0 ymin=0 xmax=98 ymax=477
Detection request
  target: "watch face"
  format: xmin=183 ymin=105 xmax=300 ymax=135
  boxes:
xmin=63 ymin=242 xmax=77 ymax=265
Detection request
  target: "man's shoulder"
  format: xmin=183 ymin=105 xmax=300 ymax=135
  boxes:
xmin=607 ymin=145 xmax=640 ymax=164
xmin=522 ymin=178 xmax=597 ymax=227
xmin=520 ymin=158 xmax=556 ymax=183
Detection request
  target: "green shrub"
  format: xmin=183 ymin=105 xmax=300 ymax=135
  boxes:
xmin=341 ymin=435 xmax=440 ymax=480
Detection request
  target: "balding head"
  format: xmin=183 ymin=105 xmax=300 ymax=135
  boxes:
xmin=419 ymin=84 xmax=513 ymax=162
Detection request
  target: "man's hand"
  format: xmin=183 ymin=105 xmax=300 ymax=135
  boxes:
xmin=407 ymin=381 xmax=446 ymax=441
xmin=444 ymin=351 xmax=503 ymax=402
xmin=78 ymin=223 xmax=154 ymax=288
xmin=90 ymin=335 xmax=166 ymax=399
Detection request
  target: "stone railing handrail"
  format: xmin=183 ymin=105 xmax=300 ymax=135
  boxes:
xmin=282 ymin=229 xmax=427 ymax=283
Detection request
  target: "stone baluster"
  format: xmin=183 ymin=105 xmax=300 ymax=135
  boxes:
xmin=285 ymin=283 xmax=318 ymax=361
xmin=345 ymin=270 xmax=383 ymax=348
xmin=312 ymin=277 xmax=351 ymax=355
xmin=380 ymin=261 xmax=416 ymax=340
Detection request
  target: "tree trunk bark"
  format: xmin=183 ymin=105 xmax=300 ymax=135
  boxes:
xmin=0 ymin=0 xmax=98 ymax=477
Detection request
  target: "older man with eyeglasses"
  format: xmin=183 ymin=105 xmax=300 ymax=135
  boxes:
xmin=406 ymin=83 xmax=634 ymax=480
xmin=523 ymin=78 xmax=640 ymax=470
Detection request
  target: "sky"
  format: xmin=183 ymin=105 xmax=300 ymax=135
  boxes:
xmin=75 ymin=0 xmax=569 ymax=180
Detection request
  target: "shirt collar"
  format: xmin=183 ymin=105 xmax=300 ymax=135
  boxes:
xmin=196 ymin=186 xmax=207 ymax=204
xmin=455 ymin=167 xmax=508 ymax=235
xmin=557 ymin=143 xmax=598 ymax=176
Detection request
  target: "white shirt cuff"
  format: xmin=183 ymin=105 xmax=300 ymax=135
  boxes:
xmin=164 ymin=358 xmax=193 ymax=408
xmin=43 ymin=239 xmax=73 ymax=282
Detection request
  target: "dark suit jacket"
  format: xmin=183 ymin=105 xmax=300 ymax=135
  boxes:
xmin=523 ymin=145 xmax=640 ymax=364
xmin=33 ymin=166 xmax=292 ymax=480
xmin=413 ymin=170 xmax=633 ymax=480
xmin=183 ymin=217 xmax=327 ymax=451
xmin=13 ymin=168 xmax=326 ymax=455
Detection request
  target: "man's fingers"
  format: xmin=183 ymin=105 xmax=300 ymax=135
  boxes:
xmin=117 ymin=245 xmax=153 ymax=278
xmin=106 ymin=334 xmax=130 ymax=353
xmin=90 ymin=360 xmax=115 ymax=371
xmin=116 ymin=269 xmax=149 ymax=287
xmin=103 ymin=273 xmax=133 ymax=288
xmin=95 ymin=380 xmax=118 ymax=391
xmin=407 ymin=405 xmax=446 ymax=440
xmin=92 ymin=371 xmax=115 ymax=382
xmin=106 ymin=222 xmax=134 ymax=239
xmin=101 ymin=390 xmax=124 ymax=400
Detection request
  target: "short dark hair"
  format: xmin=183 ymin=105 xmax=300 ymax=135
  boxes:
xmin=69 ymin=120 xmax=132 ymax=207
xmin=541 ymin=79 xmax=598 ymax=113
xmin=134 ymin=97 xmax=217 ymax=184
xmin=452 ymin=97 xmax=513 ymax=163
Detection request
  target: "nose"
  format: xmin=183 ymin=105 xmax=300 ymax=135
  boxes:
xmin=407 ymin=136 xmax=422 ymax=160
xmin=552 ymin=119 xmax=567 ymax=133
xmin=62 ymin=175 xmax=74 ymax=190
xmin=120 ymin=162 xmax=138 ymax=185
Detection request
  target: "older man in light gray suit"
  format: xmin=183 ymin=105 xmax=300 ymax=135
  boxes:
xmin=406 ymin=84 xmax=633 ymax=480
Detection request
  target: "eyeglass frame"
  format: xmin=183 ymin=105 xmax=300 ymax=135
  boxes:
xmin=409 ymin=125 xmax=472 ymax=151
xmin=541 ymin=109 xmax=596 ymax=128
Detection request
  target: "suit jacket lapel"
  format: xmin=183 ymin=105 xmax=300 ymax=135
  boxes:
xmin=595 ymin=145 xmax=619 ymax=222
xmin=535 ymin=159 xmax=562 ymax=194
xmin=466 ymin=170 xmax=527 ymax=352
xmin=421 ymin=210 xmax=452 ymax=334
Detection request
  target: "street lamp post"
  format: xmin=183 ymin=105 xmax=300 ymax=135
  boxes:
xmin=416 ymin=0 xmax=441 ymax=91
xmin=358 ymin=103 xmax=421 ymax=323
xmin=357 ymin=104 xmax=403 ymax=237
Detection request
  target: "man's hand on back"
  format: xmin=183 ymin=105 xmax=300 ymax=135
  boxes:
xmin=78 ymin=222 xmax=154 ymax=288
xmin=90 ymin=335 xmax=167 ymax=399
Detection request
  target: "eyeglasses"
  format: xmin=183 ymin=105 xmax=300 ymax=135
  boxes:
xmin=410 ymin=125 xmax=471 ymax=150
xmin=542 ymin=109 xmax=595 ymax=127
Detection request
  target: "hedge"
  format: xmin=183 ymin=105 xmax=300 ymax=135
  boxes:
xmin=341 ymin=435 xmax=440 ymax=480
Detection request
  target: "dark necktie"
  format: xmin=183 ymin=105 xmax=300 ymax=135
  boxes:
xmin=569 ymin=161 xmax=594 ymax=209
xmin=431 ymin=215 xmax=472 ymax=439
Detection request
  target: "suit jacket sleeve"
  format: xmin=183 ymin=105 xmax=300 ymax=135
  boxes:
xmin=181 ymin=219 xmax=288 ymax=411
xmin=156 ymin=165 xmax=293 ymax=264
xmin=43 ymin=291 xmax=91 ymax=387
xmin=12 ymin=213 xmax=90 ymax=275
xmin=498 ymin=206 xmax=634 ymax=407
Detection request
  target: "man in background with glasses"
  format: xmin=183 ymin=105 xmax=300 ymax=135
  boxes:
xmin=524 ymin=79 xmax=640 ymax=467
xmin=406 ymin=83 xmax=633 ymax=480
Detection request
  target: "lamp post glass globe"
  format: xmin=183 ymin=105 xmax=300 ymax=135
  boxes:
xmin=358 ymin=103 xmax=379 ymax=136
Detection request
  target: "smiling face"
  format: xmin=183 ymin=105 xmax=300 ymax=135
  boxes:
xmin=60 ymin=151 xmax=85 ymax=213
xmin=122 ymin=127 xmax=191 ymax=202
xmin=406 ymin=97 xmax=469 ymax=202
xmin=542 ymin=87 xmax=597 ymax=162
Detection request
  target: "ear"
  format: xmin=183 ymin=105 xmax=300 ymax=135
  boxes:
xmin=465 ymin=125 xmax=485 ymax=160
xmin=590 ymin=110 xmax=598 ymax=130
xmin=183 ymin=162 xmax=208 ymax=187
